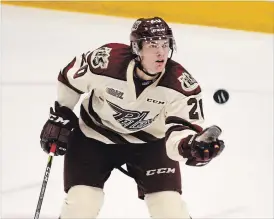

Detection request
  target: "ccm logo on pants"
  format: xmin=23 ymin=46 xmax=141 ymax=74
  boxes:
xmin=146 ymin=168 xmax=175 ymax=176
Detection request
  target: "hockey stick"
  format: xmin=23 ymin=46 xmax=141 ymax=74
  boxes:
xmin=34 ymin=143 xmax=57 ymax=219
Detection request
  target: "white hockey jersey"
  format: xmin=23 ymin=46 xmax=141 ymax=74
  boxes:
xmin=57 ymin=43 xmax=205 ymax=161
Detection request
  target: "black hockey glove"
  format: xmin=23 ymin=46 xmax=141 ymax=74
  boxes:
xmin=180 ymin=125 xmax=225 ymax=166
xmin=40 ymin=101 xmax=78 ymax=156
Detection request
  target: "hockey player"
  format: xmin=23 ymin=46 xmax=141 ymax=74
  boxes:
xmin=40 ymin=17 xmax=225 ymax=218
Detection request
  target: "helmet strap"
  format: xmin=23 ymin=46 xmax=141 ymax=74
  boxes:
xmin=169 ymin=48 xmax=174 ymax=59
xmin=135 ymin=59 xmax=162 ymax=78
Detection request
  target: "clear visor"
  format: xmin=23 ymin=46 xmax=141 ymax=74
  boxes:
xmin=132 ymin=36 xmax=176 ymax=55
xmin=142 ymin=40 xmax=170 ymax=54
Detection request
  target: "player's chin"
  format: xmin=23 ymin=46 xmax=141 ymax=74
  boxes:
xmin=155 ymin=60 xmax=166 ymax=71
xmin=154 ymin=65 xmax=165 ymax=72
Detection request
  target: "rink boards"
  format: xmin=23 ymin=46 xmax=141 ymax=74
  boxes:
xmin=2 ymin=1 xmax=274 ymax=33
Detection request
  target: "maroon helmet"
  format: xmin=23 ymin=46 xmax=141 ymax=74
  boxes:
xmin=130 ymin=17 xmax=176 ymax=55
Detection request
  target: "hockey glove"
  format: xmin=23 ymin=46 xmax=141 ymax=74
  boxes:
xmin=180 ymin=125 xmax=225 ymax=166
xmin=40 ymin=101 xmax=78 ymax=156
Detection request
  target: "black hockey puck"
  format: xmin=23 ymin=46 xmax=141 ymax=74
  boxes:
xmin=213 ymin=89 xmax=229 ymax=104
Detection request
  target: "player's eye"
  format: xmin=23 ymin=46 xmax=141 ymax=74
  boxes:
xmin=149 ymin=44 xmax=158 ymax=48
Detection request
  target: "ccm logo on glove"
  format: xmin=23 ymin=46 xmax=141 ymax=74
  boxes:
xmin=40 ymin=101 xmax=79 ymax=156
xmin=49 ymin=114 xmax=70 ymax=125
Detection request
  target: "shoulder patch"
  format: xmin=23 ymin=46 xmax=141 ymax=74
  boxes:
xmin=87 ymin=43 xmax=133 ymax=81
xmin=158 ymin=59 xmax=201 ymax=96
xmin=90 ymin=46 xmax=112 ymax=69
xmin=177 ymin=71 xmax=199 ymax=91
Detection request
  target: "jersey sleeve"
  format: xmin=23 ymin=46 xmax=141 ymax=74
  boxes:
xmin=57 ymin=50 xmax=95 ymax=109
xmin=164 ymin=77 xmax=205 ymax=162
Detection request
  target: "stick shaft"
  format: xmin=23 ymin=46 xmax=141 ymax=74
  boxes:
xmin=34 ymin=143 xmax=57 ymax=219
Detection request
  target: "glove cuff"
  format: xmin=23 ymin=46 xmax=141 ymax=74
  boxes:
xmin=178 ymin=135 xmax=194 ymax=158
xmin=54 ymin=101 xmax=79 ymax=129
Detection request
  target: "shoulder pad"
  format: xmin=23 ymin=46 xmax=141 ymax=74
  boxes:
xmin=87 ymin=43 xmax=134 ymax=80
xmin=158 ymin=59 xmax=201 ymax=96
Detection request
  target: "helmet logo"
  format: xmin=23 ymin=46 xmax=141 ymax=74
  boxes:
xmin=132 ymin=20 xmax=142 ymax=31
xmin=150 ymin=18 xmax=162 ymax=24
xmin=151 ymin=28 xmax=166 ymax=33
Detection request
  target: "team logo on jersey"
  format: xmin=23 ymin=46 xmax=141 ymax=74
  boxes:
xmin=106 ymin=100 xmax=158 ymax=131
xmin=106 ymin=87 xmax=124 ymax=99
xmin=178 ymin=71 xmax=198 ymax=91
xmin=90 ymin=47 xmax=112 ymax=69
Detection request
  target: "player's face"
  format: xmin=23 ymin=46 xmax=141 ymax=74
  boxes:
xmin=140 ymin=39 xmax=170 ymax=74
